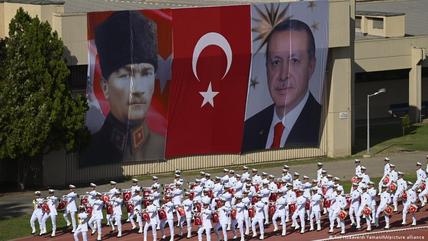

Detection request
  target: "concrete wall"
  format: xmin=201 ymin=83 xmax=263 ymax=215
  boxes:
xmin=0 ymin=3 xmax=4 ymax=37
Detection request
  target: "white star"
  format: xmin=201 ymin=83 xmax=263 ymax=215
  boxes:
xmin=199 ymin=82 xmax=219 ymax=108
xmin=156 ymin=54 xmax=172 ymax=93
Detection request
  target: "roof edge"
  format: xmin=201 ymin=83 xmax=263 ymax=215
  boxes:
xmin=0 ymin=0 xmax=64 ymax=5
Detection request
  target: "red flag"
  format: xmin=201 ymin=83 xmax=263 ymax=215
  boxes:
xmin=166 ymin=6 xmax=251 ymax=158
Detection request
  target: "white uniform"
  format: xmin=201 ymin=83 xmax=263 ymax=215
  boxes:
xmin=259 ymin=187 xmax=271 ymax=224
xmin=160 ymin=201 xmax=175 ymax=241
xmin=292 ymin=195 xmax=306 ymax=233
xmin=214 ymin=205 xmax=231 ymax=241
xmin=419 ymin=177 xmax=428 ymax=205
xmin=111 ymin=196 xmax=123 ymax=236
xmin=252 ymin=175 xmax=262 ymax=185
xmin=376 ymin=191 xmax=391 ymax=228
xmin=402 ymin=189 xmax=417 ymax=225
xmin=130 ymin=195 xmax=143 ymax=231
xmin=182 ymin=198 xmax=193 ymax=238
xmin=393 ymin=178 xmax=407 ymax=211
xmin=316 ymin=168 xmax=323 ymax=182
xmin=416 ymin=168 xmax=427 ymax=187
xmin=361 ymin=173 xmax=370 ymax=184
xmin=242 ymin=196 xmax=251 ymax=235
xmin=30 ymin=197 xmax=45 ymax=234
xmin=251 ymin=200 xmax=265 ymax=238
xmin=281 ymin=173 xmax=292 ymax=183
xmin=329 ymin=194 xmax=346 ymax=234
xmin=355 ymin=165 xmax=362 ymax=177
xmin=368 ymin=187 xmax=377 ymax=221
xmin=43 ymin=195 xmax=58 ymax=235
xmin=309 ymin=193 xmax=322 ymax=231
xmin=272 ymin=195 xmax=287 ymax=236
xmin=241 ymin=172 xmax=250 ymax=182
xmin=64 ymin=192 xmax=78 ymax=231
xmin=144 ymin=204 xmax=159 ymax=241
xmin=292 ymin=179 xmax=302 ymax=190
xmin=232 ymin=201 xmax=246 ymax=241
xmin=197 ymin=207 xmax=213 ymax=241
xmin=349 ymin=188 xmax=361 ymax=225
xmin=357 ymin=192 xmax=372 ymax=230
xmin=379 ymin=163 xmax=391 ymax=192
xmin=285 ymin=190 xmax=296 ymax=222
xmin=73 ymin=212 xmax=88 ymax=241
xmin=88 ymin=199 xmax=103 ymax=239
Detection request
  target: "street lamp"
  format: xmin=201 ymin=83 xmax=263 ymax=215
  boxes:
xmin=367 ymin=88 xmax=386 ymax=155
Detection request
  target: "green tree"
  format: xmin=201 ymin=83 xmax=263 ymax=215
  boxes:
xmin=0 ymin=8 xmax=89 ymax=190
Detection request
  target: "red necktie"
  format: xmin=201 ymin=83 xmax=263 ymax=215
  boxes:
xmin=271 ymin=122 xmax=285 ymax=149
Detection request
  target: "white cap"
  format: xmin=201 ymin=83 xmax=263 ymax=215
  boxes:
xmin=390 ymin=164 xmax=396 ymax=167
xmin=337 ymin=186 xmax=344 ymax=192
xmin=48 ymin=189 xmax=55 ymax=193
xmin=175 ymin=169 xmax=181 ymax=174
xmin=368 ymin=181 xmax=374 ymax=185
xmin=381 ymin=184 xmax=388 ymax=188
xmin=175 ymin=174 xmax=181 ymax=178
xmin=152 ymin=176 xmax=158 ymax=180
xmin=69 ymin=184 xmax=76 ymax=189
xmin=252 ymin=168 xmax=258 ymax=172
xmin=361 ymin=166 xmax=366 ymax=170
xmin=132 ymin=178 xmax=138 ymax=182
xmin=235 ymin=174 xmax=241 ymax=178
xmin=398 ymin=171 xmax=404 ymax=175
xmin=34 ymin=191 xmax=41 ymax=195
xmin=110 ymin=181 xmax=117 ymax=185
xmin=334 ymin=177 xmax=340 ymax=181
xmin=184 ymin=191 xmax=190 ymax=196
xmin=90 ymin=183 xmax=96 ymax=187
xmin=215 ymin=176 xmax=221 ymax=180
xmin=262 ymin=179 xmax=269 ymax=185
xmin=235 ymin=193 xmax=243 ymax=199
xmin=229 ymin=170 xmax=235 ymax=174
xmin=269 ymin=174 xmax=275 ymax=178
xmin=262 ymin=172 xmax=267 ymax=176
xmin=294 ymin=172 xmax=300 ymax=176
xmin=407 ymin=181 xmax=413 ymax=185
xmin=317 ymin=162 xmax=323 ymax=166
xmin=205 ymin=173 xmax=211 ymax=177
xmin=354 ymin=159 xmax=360 ymax=163
xmin=417 ymin=162 xmax=422 ymax=166
xmin=195 ymin=178 xmax=201 ymax=183
xmin=200 ymin=171 xmax=206 ymax=175
xmin=243 ymin=166 xmax=248 ymax=170
xmin=327 ymin=174 xmax=333 ymax=178
xmin=384 ymin=157 xmax=390 ymax=161
xmin=224 ymin=168 xmax=229 ymax=172
xmin=283 ymin=165 xmax=289 ymax=169
xmin=303 ymin=175 xmax=309 ymax=179
xmin=322 ymin=170 xmax=327 ymax=174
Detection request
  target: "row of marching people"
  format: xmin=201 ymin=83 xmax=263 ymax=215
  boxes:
xmin=29 ymin=157 xmax=428 ymax=240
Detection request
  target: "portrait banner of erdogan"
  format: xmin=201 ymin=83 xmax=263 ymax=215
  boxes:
xmin=81 ymin=10 xmax=172 ymax=166
xmin=242 ymin=1 xmax=329 ymax=152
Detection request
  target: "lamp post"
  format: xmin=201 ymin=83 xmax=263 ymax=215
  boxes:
xmin=367 ymin=88 xmax=386 ymax=155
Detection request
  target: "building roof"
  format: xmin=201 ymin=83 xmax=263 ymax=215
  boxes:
xmin=0 ymin=0 xmax=64 ymax=4
xmin=356 ymin=10 xmax=405 ymax=17
xmin=357 ymin=0 xmax=428 ymax=37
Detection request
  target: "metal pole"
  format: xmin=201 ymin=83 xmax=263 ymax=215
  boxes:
xmin=367 ymin=94 xmax=370 ymax=154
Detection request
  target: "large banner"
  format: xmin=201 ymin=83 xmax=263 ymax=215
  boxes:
xmin=243 ymin=1 xmax=329 ymax=152
xmin=82 ymin=1 xmax=328 ymax=166
xmin=81 ymin=10 xmax=172 ymax=166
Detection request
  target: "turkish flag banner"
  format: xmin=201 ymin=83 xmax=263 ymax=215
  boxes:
xmin=166 ymin=6 xmax=251 ymax=158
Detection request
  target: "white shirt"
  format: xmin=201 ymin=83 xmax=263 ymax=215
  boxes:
xmin=111 ymin=196 xmax=123 ymax=216
xmin=389 ymin=170 xmax=398 ymax=183
xmin=282 ymin=173 xmax=292 ymax=183
xmin=361 ymin=173 xmax=370 ymax=184
xmin=47 ymin=196 xmax=58 ymax=215
xmin=379 ymin=191 xmax=391 ymax=207
xmin=416 ymin=168 xmax=427 ymax=185
xmin=310 ymin=193 xmax=322 ymax=212
xmin=65 ymin=192 xmax=78 ymax=212
xmin=254 ymin=201 xmax=265 ymax=219
xmin=316 ymin=168 xmax=323 ymax=182
xmin=266 ymin=91 xmax=309 ymax=148
xmin=241 ymin=172 xmax=250 ymax=182
xmin=91 ymin=199 xmax=104 ymax=219
xmin=77 ymin=212 xmax=89 ymax=231
xmin=383 ymin=163 xmax=391 ymax=177
xmin=355 ymin=165 xmax=362 ymax=177
xmin=293 ymin=179 xmax=302 ymax=190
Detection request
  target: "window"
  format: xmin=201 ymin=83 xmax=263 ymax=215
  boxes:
xmin=356 ymin=16 xmax=361 ymax=29
xmin=371 ymin=17 xmax=384 ymax=29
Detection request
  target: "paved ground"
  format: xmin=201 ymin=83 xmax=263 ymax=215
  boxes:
xmin=1 ymin=151 xmax=427 ymax=219
xmin=12 ymin=204 xmax=428 ymax=241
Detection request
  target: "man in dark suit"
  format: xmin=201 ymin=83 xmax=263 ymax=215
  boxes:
xmin=242 ymin=19 xmax=321 ymax=152
xmin=80 ymin=11 xmax=164 ymax=166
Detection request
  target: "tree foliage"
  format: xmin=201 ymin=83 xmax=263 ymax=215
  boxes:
xmin=0 ymin=8 xmax=89 ymax=187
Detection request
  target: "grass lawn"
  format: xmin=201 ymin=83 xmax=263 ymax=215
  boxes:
xmin=354 ymin=121 xmax=428 ymax=155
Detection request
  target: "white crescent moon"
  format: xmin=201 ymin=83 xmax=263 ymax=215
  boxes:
xmin=192 ymin=32 xmax=232 ymax=81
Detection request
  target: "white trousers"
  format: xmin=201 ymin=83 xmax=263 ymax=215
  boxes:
xmin=30 ymin=210 xmax=44 ymax=233
xmin=144 ymin=222 xmax=157 ymax=241
xmin=63 ymin=211 xmax=77 ymax=231
xmin=197 ymin=225 xmax=212 ymax=241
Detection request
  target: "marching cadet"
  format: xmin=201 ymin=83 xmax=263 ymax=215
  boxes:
xmin=87 ymin=183 xmax=97 ymax=206
xmin=272 ymin=190 xmax=287 ymax=236
xmin=375 ymin=184 xmax=392 ymax=229
xmin=292 ymin=172 xmax=302 ymax=190
xmin=285 ymin=183 xmax=296 ymax=222
xmin=281 ymin=166 xmax=292 ymax=184
xmin=309 ymin=187 xmax=322 ymax=231
xmin=229 ymin=170 xmax=237 ymax=187
xmin=198 ymin=197 xmax=213 ymax=241
xmin=234 ymin=174 xmax=244 ymax=195
xmin=73 ymin=206 xmax=89 ymax=241
xmin=360 ymin=166 xmax=370 ymax=184
xmin=329 ymin=186 xmax=346 ymax=235
xmin=367 ymin=181 xmax=377 ymax=223
xmin=415 ymin=162 xmax=427 ymax=189
xmin=333 ymin=177 xmax=343 ymax=191
xmin=64 ymin=184 xmax=78 ymax=232
xmin=379 ymin=157 xmax=391 ymax=193
xmin=151 ymin=176 xmax=160 ymax=189
xmin=259 ymin=180 xmax=271 ymax=225
xmin=213 ymin=177 xmax=223 ymax=198
xmin=214 ymin=198 xmax=231 ymax=241
xmin=393 ymin=172 xmax=407 ymax=212
xmin=293 ymin=189 xmax=306 ymax=234
xmin=221 ymin=169 xmax=230 ymax=184
xmin=106 ymin=181 xmax=118 ymax=226
xmin=182 ymin=192 xmax=194 ymax=238
xmin=241 ymin=166 xmax=250 ymax=182
xmin=261 ymin=172 xmax=269 ymax=184
xmin=231 ymin=194 xmax=246 ymax=241
xmin=357 ymin=185 xmax=372 ymax=231
xmin=111 ymin=191 xmax=123 ymax=238
xmin=205 ymin=173 xmax=215 ymax=190
xmin=200 ymin=171 xmax=207 ymax=187
xmin=316 ymin=162 xmax=324 ymax=182
xmin=402 ymin=182 xmax=417 ymax=226
xmin=385 ymin=164 xmax=398 ymax=188
xmin=325 ymin=185 xmax=338 ymax=230
xmin=43 ymin=189 xmax=58 ymax=237
xmin=242 ymin=191 xmax=251 ymax=235
xmin=30 ymin=191 xmax=45 ymax=235
xmin=127 ymin=179 xmax=140 ymax=222
xmin=252 ymin=169 xmax=262 ymax=185
xmin=419 ymin=175 xmax=428 ymax=206
xmin=88 ymin=193 xmax=103 ymax=241
xmin=130 ymin=189 xmax=143 ymax=233
xmin=193 ymin=179 xmax=204 ymax=202
xmin=144 ymin=197 xmax=159 ymax=241
xmin=349 ymin=183 xmax=361 ymax=227
xmin=355 ymin=159 xmax=362 ymax=177
xmin=160 ymin=194 xmax=175 ymax=241
xmin=172 ymin=181 xmax=184 ymax=227
xmin=302 ymin=176 xmax=312 ymax=219
xmin=251 ymin=195 xmax=266 ymax=240
xmin=268 ymin=175 xmax=277 ymax=193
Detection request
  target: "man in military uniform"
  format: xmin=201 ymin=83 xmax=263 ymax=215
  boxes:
xmin=81 ymin=10 xmax=164 ymax=166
